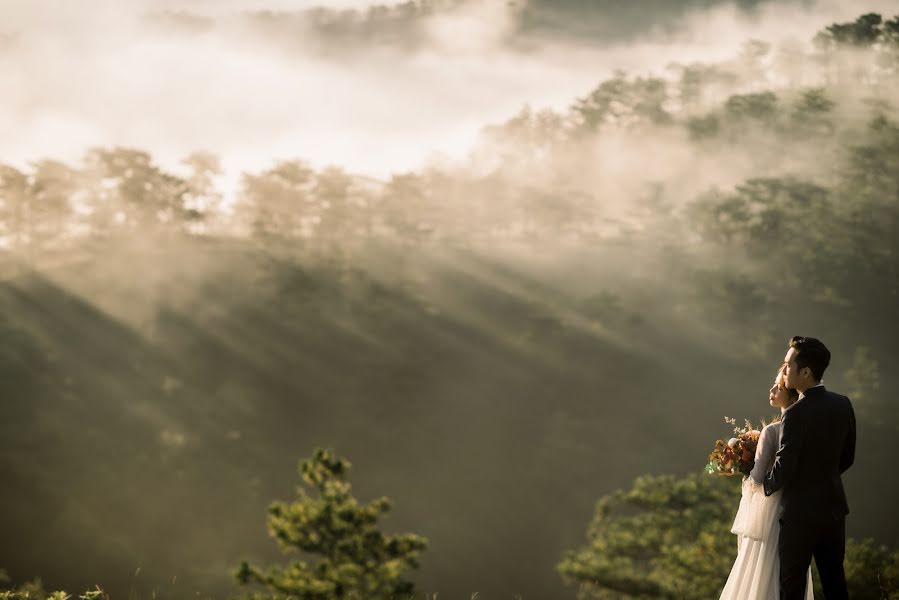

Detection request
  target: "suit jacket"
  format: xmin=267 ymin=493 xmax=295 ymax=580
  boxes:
xmin=764 ymin=385 xmax=856 ymax=522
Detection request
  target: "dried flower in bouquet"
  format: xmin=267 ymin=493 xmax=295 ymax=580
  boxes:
xmin=705 ymin=416 xmax=767 ymax=477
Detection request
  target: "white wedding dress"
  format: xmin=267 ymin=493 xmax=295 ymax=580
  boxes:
xmin=719 ymin=421 xmax=814 ymax=599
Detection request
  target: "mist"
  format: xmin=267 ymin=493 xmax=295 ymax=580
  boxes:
xmin=2 ymin=1 xmax=898 ymax=600
xmin=2 ymin=0 xmax=895 ymax=199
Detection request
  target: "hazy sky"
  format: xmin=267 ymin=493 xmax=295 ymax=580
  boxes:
xmin=0 ymin=0 xmax=893 ymax=198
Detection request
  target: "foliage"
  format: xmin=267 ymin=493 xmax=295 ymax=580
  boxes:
xmin=843 ymin=539 xmax=899 ymax=599
xmin=0 ymin=573 xmax=106 ymax=600
xmin=557 ymin=473 xmax=899 ymax=599
xmin=814 ymin=13 xmax=899 ymax=49
xmin=557 ymin=473 xmax=739 ymax=599
xmin=233 ymin=448 xmax=428 ymax=600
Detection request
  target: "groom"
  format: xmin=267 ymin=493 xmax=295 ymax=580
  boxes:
xmin=765 ymin=336 xmax=856 ymax=600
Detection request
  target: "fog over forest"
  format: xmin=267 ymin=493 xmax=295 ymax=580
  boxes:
xmin=2 ymin=0 xmax=896 ymax=191
xmin=1 ymin=1 xmax=898 ymax=599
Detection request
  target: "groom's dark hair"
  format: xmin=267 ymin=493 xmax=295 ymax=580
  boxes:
xmin=789 ymin=336 xmax=831 ymax=382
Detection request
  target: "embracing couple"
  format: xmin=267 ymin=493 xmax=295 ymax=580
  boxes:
xmin=720 ymin=336 xmax=857 ymax=600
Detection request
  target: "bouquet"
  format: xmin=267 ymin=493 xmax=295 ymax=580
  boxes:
xmin=705 ymin=417 xmax=763 ymax=477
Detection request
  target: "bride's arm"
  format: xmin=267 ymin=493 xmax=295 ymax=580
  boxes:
xmin=749 ymin=425 xmax=777 ymax=485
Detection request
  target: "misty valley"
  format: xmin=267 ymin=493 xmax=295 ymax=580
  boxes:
xmin=2 ymin=4 xmax=899 ymax=600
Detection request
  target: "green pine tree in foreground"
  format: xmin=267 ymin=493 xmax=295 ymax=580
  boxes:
xmin=232 ymin=448 xmax=429 ymax=600
xmin=557 ymin=473 xmax=899 ymax=599
xmin=557 ymin=473 xmax=738 ymax=599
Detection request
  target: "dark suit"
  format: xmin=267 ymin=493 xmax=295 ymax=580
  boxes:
xmin=765 ymin=385 xmax=856 ymax=600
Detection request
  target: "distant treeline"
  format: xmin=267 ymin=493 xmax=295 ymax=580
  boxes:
xmin=2 ymin=12 xmax=897 ymax=375
xmin=1 ymin=13 xmax=897 ymax=250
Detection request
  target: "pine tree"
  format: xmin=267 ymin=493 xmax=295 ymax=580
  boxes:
xmin=234 ymin=448 xmax=428 ymax=600
xmin=556 ymin=472 xmax=899 ymax=599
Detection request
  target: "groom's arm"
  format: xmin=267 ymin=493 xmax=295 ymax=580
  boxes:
xmin=764 ymin=408 xmax=801 ymax=496
xmin=840 ymin=399 xmax=856 ymax=474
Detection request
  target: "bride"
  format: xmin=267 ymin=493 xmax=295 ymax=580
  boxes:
xmin=719 ymin=372 xmax=814 ymax=599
